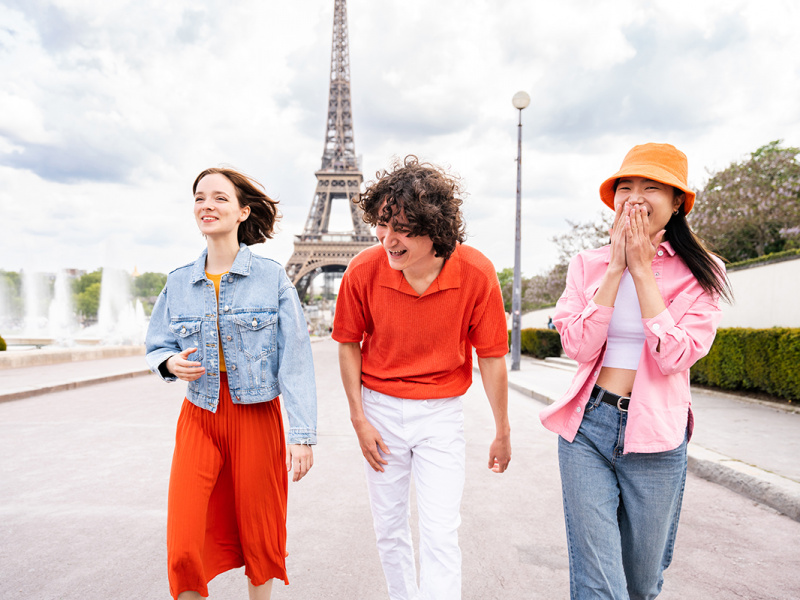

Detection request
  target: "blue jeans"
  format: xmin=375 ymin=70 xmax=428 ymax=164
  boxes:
xmin=558 ymin=387 xmax=688 ymax=600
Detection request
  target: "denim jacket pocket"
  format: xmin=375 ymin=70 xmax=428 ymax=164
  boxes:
xmin=233 ymin=310 xmax=277 ymax=389
xmin=169 ymin=320 xmax=203 ymax=357
xmin=233 ymin=311 xmax=277 ymax=359
xmin=168 ymin=319 xmax=203 ymax=392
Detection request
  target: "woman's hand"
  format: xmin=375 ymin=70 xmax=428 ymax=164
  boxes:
xmin=608 ymin=201 xmax=627 ymax=273
xmin=625 ymin=204 xmax=665 ymax=276
xmin=286 ymin=444 xmax=314 ymax=482
xmin=165 ymin=347 xmax=205 ymax=381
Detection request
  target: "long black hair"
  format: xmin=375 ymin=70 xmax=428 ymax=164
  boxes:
xmin=665 ymin=195 xmax=733 ymax=303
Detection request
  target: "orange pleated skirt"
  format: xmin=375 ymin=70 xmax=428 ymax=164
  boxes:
xmin=166 ymin=373 xmax=288 ymax=599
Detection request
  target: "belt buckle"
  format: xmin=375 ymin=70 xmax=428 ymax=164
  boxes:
xmin=617 ymin=396 xmax=630 ymax=412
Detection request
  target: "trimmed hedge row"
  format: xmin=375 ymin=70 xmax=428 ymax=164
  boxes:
xmin=508 ymin=328 xmax=562 ymax=359
xmin=691 ymin=328 xmax=800 ymax=402
xmin=0 ymin=334 xmax=5 ymax=351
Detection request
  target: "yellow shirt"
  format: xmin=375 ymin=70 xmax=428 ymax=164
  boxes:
xmin=205 ymin=271 xmax=227 ymax=372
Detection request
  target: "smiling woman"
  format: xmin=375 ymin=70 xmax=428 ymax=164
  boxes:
xmin=145 ymin=167 xmax=317 ymax=600
xmin=539 ymin=143 xmax=732 ymax=600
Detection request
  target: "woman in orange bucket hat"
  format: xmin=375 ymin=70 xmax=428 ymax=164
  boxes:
xmin=540 ymin=143 xmax=731 ymax=599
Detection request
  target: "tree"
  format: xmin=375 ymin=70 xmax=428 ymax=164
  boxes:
xmin=552 ymin=212 xmax=613 ymax=265
xmin=690 ymin=141 xmax=800 ymax=262
xmin=497 ymin=268 xmax=514 ymax=312
xmin=72 ymin=270 xmax=102 ymax=296
xmin=0 ymin=270 xmax=23 ymax=319
xmin=75 ymin=282 xmax=101 ymax=319
xmin=520 ymin=211 xmax=613 ymax=309
xmin=133 ymin=272 xmax=167 ymax=314
xmin=133 ymin=272 xmax=167 ymax=299
xmin=72 ymin=270 xmax=102 ymax=320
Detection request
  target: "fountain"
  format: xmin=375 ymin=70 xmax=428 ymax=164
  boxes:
xmin=92 ymin=267 xmax=147 ymax=345
xmin=48 ymin=270 xmax=77 ymax=345
xmin=1 ymin=266 xmax=147 ymax=350
xmin=23 ymin=271 xmax=48 ymax=335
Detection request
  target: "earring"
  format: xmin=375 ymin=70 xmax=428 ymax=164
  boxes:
xmin=672 ymin=208 xmax=679 ymax=215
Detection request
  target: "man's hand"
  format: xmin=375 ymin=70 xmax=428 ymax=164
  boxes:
xmin=488 ymin=435 xmax=512 ymax=473
xmin=353 ymin=417 xmax=390 ymax=472
xmin=286 ymin=444 xmax=314 ymax=482
xmin=165 ymin=347 xmax=205 ymax=381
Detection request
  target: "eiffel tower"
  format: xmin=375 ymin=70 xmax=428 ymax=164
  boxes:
xmin=285 ymin=0 xmax=374 ymax=300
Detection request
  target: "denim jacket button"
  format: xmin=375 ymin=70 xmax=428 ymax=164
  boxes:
xmin=252 ymin=318 xmax=258 ymax=327
xmin=230 ymin=364 xmax=237 ymax=370
xmin=227 ymin=276 xmax=234 ymax=283
xmin=226 ymin=335 xmax=232 ymax=341
xmin=223 ymin=305 xmax=230 ymax=312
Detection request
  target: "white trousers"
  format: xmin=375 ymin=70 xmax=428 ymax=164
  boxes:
xmin=362 ymin=387 xmax=466 ymax=600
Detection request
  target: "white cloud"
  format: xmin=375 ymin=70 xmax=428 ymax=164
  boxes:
xmin=0 ymin=0 xmax=799 ymax=281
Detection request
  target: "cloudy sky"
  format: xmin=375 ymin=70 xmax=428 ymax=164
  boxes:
xmin=2 ymin=0 xmax=799 ymax=279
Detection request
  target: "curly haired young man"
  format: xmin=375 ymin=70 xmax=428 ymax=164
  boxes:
xmin=333 ymin=156 xmax=511 ymax=600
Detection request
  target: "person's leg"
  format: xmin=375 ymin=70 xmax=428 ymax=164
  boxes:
xmin=168 ymin=400 xmax=224 ymax=599
xmin=558 ymin=395 xmax=629 ymax=600
xmin=617 ymin=434 xmax=688 ymax=600
xmin=409 ymin=396 xmax=466 ymax=600
xmin=230 ymin=398 xmax=289 ymax=587
xmin=247 ymin=577 xmax=274 ymax=600
xmin=362 ymin=388 xmax=418 ymax=600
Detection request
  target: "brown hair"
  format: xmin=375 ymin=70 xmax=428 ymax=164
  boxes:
xmin=357 ymin=156 xmax=466 ymax=259
xmin=193 ymin=167 xmax=280 ymax=246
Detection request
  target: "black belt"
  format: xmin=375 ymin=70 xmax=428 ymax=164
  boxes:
xmin=592 ymin=384 xmax=630 ymax=412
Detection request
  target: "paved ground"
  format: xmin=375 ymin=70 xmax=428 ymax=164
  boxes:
xmin=1 ymin=339 xmax=800 ymax=599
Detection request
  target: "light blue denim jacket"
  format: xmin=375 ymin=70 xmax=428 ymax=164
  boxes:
xmin=145 ymin=244 xmax=317 ymax=444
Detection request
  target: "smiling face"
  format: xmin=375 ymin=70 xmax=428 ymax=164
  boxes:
xmin=193 ymin=173 xmax=250 ymax=239
xmin=614 ymin=176 xmax=684 ymax=237
xmin=375 ymin=204 xmax=439 ymax=275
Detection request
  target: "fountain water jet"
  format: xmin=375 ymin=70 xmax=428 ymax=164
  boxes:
xmin=23 ymin=271 xmax=47 ymax=335
xmin=95 ymin=267 xmax=146 ymax=345
xmin=48 ymin=270 xmax=77 ymax=344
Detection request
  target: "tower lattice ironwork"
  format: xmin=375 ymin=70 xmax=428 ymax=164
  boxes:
xmin=285 ymin=0 xmax=374 ymax=299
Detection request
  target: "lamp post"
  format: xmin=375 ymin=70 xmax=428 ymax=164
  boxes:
xmin=510 ymin=90 xmax=530 ymax=371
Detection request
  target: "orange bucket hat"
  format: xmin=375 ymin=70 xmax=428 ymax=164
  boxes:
xmin=599 ymin=143 xmax=696 ymax=213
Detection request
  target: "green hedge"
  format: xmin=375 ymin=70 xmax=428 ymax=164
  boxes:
xmin=0 ymin=334 xmax=6 ymax=351
xmin=691 ymin=328 xmax=800 ymax=401
xmin=508 ymin=328 xmax=562 ymax=359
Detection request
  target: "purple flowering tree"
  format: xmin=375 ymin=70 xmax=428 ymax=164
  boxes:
xmin=690 ymin=141 xmax=800 ymax=262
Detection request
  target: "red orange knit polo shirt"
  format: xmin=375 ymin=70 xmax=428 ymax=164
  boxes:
xmin=332 ymin=243 xmax=508 ymax=399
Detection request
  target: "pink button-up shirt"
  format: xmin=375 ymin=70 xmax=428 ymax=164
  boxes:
xmin=539 ymin=242 xmax=723 ymax=453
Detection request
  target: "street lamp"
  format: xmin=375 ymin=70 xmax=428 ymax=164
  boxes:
xmin=510 ymin=91 xmax=530 ymax=371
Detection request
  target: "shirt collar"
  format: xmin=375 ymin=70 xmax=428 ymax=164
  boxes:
xmin=377 ymin=244 xmax=462 ymax=297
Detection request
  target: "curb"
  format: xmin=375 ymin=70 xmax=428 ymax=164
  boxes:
xmin=506 ymin=372 xmax=800 ymax=523
xmin=687 ymin=446 xmax=800 ymax=522
xmin=0 ymin=369 xmax=152 ymax=403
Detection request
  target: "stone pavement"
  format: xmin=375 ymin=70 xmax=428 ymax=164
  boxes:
xmin=2 ymin=343 xmax=799 ymax=523
xmin=504 ymin=355 xmax=800 ymax=522
xmin=2 ymin=339 xmax=800 ymax=599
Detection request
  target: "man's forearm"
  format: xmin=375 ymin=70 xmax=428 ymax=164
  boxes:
xmin=338 ymin=342 xmax=366 ymax=423
xmin=478 ymin=355 xmax=511 ymax=437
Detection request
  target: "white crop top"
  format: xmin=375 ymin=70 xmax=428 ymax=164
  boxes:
xmin=602 ymin=270 xmax=645 ymax=370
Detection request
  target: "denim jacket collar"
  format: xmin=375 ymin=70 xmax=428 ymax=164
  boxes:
xmin=189 ymin=243 xmax=253 ymax=284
